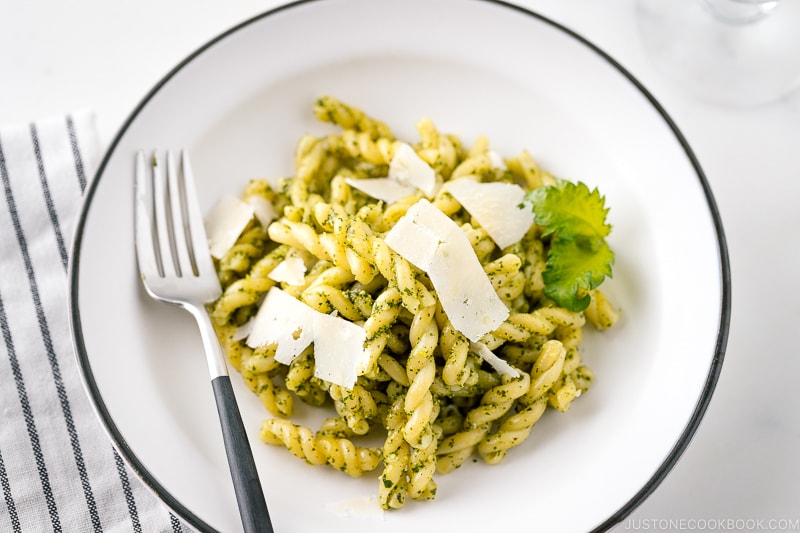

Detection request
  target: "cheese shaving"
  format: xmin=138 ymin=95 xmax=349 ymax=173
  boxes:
xmin=312 ymin=312 xmax=369 ymax=390
xmin=389 ymin=142 xmax=437 ymax=196
xmin=445 ymin=179 xmax=534 ymax=249
xmin=268 ymin=257 xmax=307 ymax=286
xmin=346 ymin=142 xmax=438 ymax=203
xmin=469 ymin=341 xmax=520 ymax=378
xmin=247 ymin=195 xmax=278 ymax=229
xmin=231 ymin=318 xmax=254 ymax=342
xmin=205 ymin=194 xmax=254 ymax=259
xmin=246 ymin=287 xmax=315 ymax=365
xmin=344 ymin=177 xmax=417 ymax=204
xmin=488 ymin=150 xmax=506 ymax=170
xmin=246 ymin=287 xmax=368 ymax=389
xmin=384 ymin=199 xmax=509 ymax=342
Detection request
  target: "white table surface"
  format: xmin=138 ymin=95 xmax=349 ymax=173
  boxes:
xmin=2 ymin=0 xmax=797 ymax=530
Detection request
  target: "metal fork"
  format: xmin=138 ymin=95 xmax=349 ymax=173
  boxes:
xmin=134 ymin=149 xmax=273 ymax=533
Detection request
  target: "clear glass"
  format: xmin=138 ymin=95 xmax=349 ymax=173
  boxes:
xmin=635 ymin=0 xmax=800 ymax=106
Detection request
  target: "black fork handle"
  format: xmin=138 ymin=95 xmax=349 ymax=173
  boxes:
xmin=211 ymin=375 xmax=274 ymax=533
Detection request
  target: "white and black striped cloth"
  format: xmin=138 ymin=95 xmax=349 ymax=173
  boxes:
xmin=0 ymin=112 xmax=191 ymax=532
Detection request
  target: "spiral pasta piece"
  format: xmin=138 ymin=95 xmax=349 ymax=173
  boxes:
xmin=284 ymin=348 xmax=328 ymax=407
xmin=462 ymin=223 xmax=496 ymax=263
xmin=436 ymin=372 xmax=530 ymax=472
xmin=260 ymin=419 xmax=381 ymax=477
xmin=451 ymin=151 xmax=493 ymax=181
xmin=485 ymin=253 xmax=527 ymax=303
xmin=215 ymin=320 xmax=294 ymax=416
xmin=317 ymin=416 xmax=357 ymax=438
xmin=289 ymin=135 xmax=327 ymax=206
xmin=438 ymin=319 xmax=472 ymax=388
xmin=520 ymin=339 xmax=568 ymax=406
xmin=314 ymin=95 xmax=394 ymax=139
xmin=216 ymin=226 xmax=270 ymax=287
xmin=505 ymin=149 xmax=555 ymax=190
xmin=327 ymin=129 xmax=400 ymax=165
xmin=235 ymin=342 xmax=293 ymax=417
xmin=362 ymin=287 xmax=403 ymax=375
xmin=329 ymin=383 xmax=379 ymax=435
xmin=506 ymin=307 xmax=585 ymax=339
xmin=478 ymin=340 xmax=567 ymax=463
xmin=435 ymin=425 xmax=485 ymax=475
xmin=478 ymin=399 xmax=547 ymax=464
xmin=585 ymin=288 xmax=619 ymax=330
xmin=379 ymin=387 xmax=410 ymax=509
xmin=549 ymin=374 xmax=581 ymax=412
xmin=416 ymin=117 xmax=458 ymax=178
xmin=301 ymin=284 xmax=364 ymax=320
xmin=377 ymin=193 xmax=425 ymax=232
xmin=403 ymin=305 xmax=439 ymax=450
xmin=211 ymin=244 xmax=290 ymax=324
xmin=407 ymin=434 xmax=438 ymax=501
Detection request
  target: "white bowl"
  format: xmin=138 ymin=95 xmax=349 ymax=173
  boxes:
xmin=69 ymin=1 xmax=731 ymax=531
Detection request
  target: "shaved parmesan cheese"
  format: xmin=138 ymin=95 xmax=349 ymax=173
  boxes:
xmin=343 ymin=143 xmax=437 ymax=203
xmin=469 ymin=341 xmax=520 ymax=378
xmin=445 ymin=179 xmax=534 ymax=249
xmin=488 ymin=150 xmax=506 ymax=170
xmin=246 ymin=287 xmax=369 ymax=389
xmin=205 ymin=194 xmax=254 ymax=259
xmin=345 ymin=177 xmax=417 ymax=204
xmin=247 ymin=195 xmax=277 ymax=229
xmin=388 ymin=143 xmax=437 ymax=196
xmin=232 ymin=318 xmax=254 ymax=342
xmin=384 ymin=199 xmax=509 ymax=342
xmin=312 ymin=312 xmax=369 ymax=390
xmin=382 ymin=211 xmax=439 ymax=268
xmin=246 ymin=287 xmax=314 ymax=365
xmin=268 ymin=257 xmax=307 ymax=286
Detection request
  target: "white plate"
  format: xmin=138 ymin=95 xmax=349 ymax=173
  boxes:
xmin=69 ymin=0 xmax=730 ymax=531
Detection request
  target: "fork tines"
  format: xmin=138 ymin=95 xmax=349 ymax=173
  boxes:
xmin=134 ymin=149 xmax=220 ymax=303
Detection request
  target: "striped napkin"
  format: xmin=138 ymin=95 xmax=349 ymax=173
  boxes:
xmin=0 ymin=112 xmax=191 ymax=532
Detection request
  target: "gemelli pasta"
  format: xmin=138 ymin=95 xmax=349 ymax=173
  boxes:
xmin=210 ymin=96 xmax=618 ymax=510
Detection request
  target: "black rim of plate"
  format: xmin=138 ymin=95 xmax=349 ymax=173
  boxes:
xmin=68 ymin=0 xmax=732 ymax=531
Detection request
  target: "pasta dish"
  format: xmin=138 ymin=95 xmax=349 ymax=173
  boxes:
xmin=208 ymin=96 xmax=618 ymax=510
